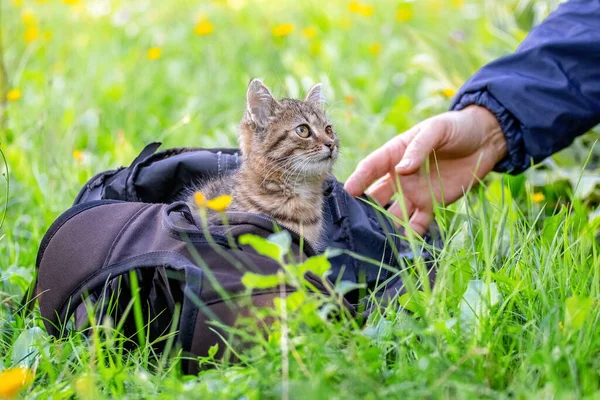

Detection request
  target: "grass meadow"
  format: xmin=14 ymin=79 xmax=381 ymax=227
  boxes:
xmin=1 ymin=0 xmax=600 ymax=398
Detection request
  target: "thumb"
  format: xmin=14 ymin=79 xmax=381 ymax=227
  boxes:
xmin=395 ymin=120 xmax=446 ymax=175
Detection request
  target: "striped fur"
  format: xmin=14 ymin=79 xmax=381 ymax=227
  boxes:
xmin=186 ymin=79 xmax=339 ymax=248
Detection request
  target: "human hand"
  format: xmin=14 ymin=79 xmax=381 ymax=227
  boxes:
xmin=344 ymin=105 xmax=508 ymax=235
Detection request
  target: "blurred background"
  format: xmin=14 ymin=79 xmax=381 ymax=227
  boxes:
xmin=1 ymin=0 xmax=598 ymax=291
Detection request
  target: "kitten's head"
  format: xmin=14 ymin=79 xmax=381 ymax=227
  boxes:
xmin=239 ymin=79 xmax=339 ymax=179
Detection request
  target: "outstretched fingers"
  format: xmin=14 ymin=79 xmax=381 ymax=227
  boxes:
xmin=365 ymin=173 xmax=395 ymax=206
xmin=345 ymin=128 xmax=417 ymax=197
xmin=408 ymin=208 xmax=432 ymax=236
xmin=386 ymin=201 xmax=432 ymax=237
xmin=395 ymin=121 xmax=446 ymax=176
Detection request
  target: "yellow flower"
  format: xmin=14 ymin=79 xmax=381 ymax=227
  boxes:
xmin=194 ymin=19 xmax=214 ymax=36
xmin=21 ymin=8 xmax=37 ymax=25
xmin=147 ymin=47 xmax=161 ymax=60
xmin=73 ymin=150 xmax=85 ymax=162
xmin=0 ymin=367 xmax=34 ymax=398
xmin=6 ymin=89 xmax=21 ymax=101
xmin=558 ymin=321 xmax=564 ymax=330
xmin=530 ymin=192 xmax=545 ymax=203
xmin=368 ymin=42 xmax=381 ymax=55
xmin=194 ymin=192 xmax=207 ymax=207
xmin=349 ymin=1 xmax=373 ymax=17
xmin=62 ymin=0 xmax=81 ymax=4
xmin=12 ymin=0 xmax=24 ymax=7
xmin=396 ymin=4 xmax=414 ymax=22
xmin=194 ymin=192 xmax=232 ymax=212
xmin=451 ymin=0 xmax=464 ymax=8
xmin=441 ymin=87 xmax=457 ymax=98
xmin=24 ymin=26 xmax=39 ymax=43
xmin=272 ymin=23 xmax=294 ymax=38
xmin=345 ymin=95 xmax=355 ymax=104
xmin=302 ymin=26 xmax=317 ymax=39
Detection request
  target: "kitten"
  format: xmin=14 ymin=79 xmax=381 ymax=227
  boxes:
xmin=186 ymin=79 xmax=339 ymax=247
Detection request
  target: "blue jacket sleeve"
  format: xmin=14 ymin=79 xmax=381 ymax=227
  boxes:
xmin=450 ymin=0 xmax=600 ymax=174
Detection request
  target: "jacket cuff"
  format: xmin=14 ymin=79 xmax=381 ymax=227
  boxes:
xmin=451 ymin=90 xmax=528 ymax=174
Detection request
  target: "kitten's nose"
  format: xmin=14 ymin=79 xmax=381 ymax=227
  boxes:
xmin=324 ymin=141 xmax=335 ymax=152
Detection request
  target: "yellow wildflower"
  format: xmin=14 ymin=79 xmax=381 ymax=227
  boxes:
xmin=441 ymin=88 xmax=457 ymax=98
xmin=0 ymin=367 xmax=34 ymax=398
xmin=194 ymin=19 xmax=214 ymax=36
xmin=345 ymin=95 xmax=355 ymax=104
xmin=12 ymin=0 xmax=24 ymax=7
xmin=21 ymin=8 xmax=37 ymax=25
xmin=558 ymin=321 xmax=564 ymax=330
xmin=302 ymin=26 xmax=317 ymax=39
xmin=24 ymin=26 xmax=39 ymax=43
xmin=451 ymin=0 xmax=464 ymax=8
xmin=194 ymin=192 xmax=207 ymax=207
xmin=349 ymin=1 xmax=373 ymax=17
xmin=368 ymin=42 xmax=382 ymax=55
xmin=272 ymin=23 xmax=294 ymax=38
xmin=62 ymin=0 xmax=81 ymax=4
xmin=73 ymin=150 xmax=85 ymax=162
xmin=396 ymin=4 xmax=414 ymax=22
xmin=147 ymin=47 xmax=161 ymax=61
xmin=194 ymin=192 xmax=232 ymax=212
xmin=7 ymin=89 xmax=21 ymax=101
xmin=530 ymin=192 xmax=545 ymax=203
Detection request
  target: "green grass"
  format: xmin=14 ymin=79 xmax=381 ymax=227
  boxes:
xmin=1 ymin=0 xmax=600 ymax=398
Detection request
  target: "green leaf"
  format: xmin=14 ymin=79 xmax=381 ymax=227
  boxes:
xmin=506 ymin=173 xmax=526 ymax=199
xmin=241 ymin=272 xmax=281 ymax=289
xmin=335 ymin=281 xmax=366 ymax=296
xmin=208 ymin=343 xmax=219 ymax=359
xmin=239 ymin=234 xmax=282 ymax=260
xmin=398 ymin=290 xmax=429 ymax=314
xmin=572 ymin=174 xmax=600 ymax=200
xmin=542 ymin=210 xmax=565 ymax=246
xmin=12 ymin=327 xmax=46 ymax=366
xmin=267 ymin=231 xmax=291 ymax=255
xmin=285 ymin=291 xmax=305 ymax=312
xmin=459 ymin=279 xmax=501 ymax=328
xmin=273 ymin=291 xmax=306 ymax=313
xmin=296 ymin=255 xmax=331 ymax=277
xmin=565 ymin=295 xmax=595 ymax=331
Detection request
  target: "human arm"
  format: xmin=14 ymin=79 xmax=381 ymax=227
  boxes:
xmin=452 ymin=0 xmax=600 ymax=173
xmin=345 ymin=0 xmax=600 ymax=234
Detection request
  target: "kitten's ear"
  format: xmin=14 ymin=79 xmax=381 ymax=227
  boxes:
xmin=246 ymin=79 xmax=277 ymax=128
xmin=305 ymin=83 xmax=325 ymax=107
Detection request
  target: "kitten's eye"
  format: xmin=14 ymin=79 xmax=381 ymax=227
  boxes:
xmin=325 ymin=126 xmax=334 ymax=137
xmin=295 ymin=124 xmax=311 ymax=138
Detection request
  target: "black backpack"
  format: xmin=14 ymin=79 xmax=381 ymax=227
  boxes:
xmin=33 ymin=143 xmax=438 ymax=373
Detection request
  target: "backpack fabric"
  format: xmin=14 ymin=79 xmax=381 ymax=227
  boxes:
xmin=34 ymin=143 xmax=438 ymax=373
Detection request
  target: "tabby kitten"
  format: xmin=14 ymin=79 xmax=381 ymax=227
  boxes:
xmin=187 ymin=79 xmax=339 ymax=247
